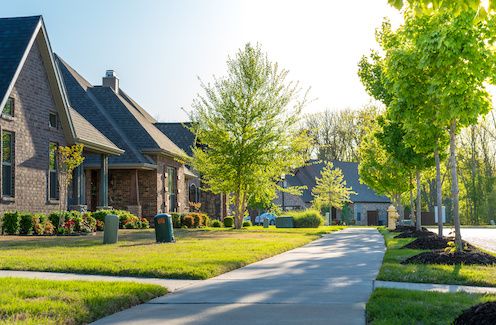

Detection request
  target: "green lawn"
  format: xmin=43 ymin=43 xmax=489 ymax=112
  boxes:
xmin=366 ymin=288 xmax=496 ymax=325
xmin=377 ymin=228 xmax=496 ymax=286
xmin=0 ymin=226 xmax=343 ymax=280
xmin=0 ymin=277 xmax=166 ymax=325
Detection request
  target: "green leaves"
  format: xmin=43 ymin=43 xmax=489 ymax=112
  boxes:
xmin=311 ymin=162 xmax=355 ymax=209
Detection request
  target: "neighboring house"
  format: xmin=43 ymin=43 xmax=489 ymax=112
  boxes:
xmin=275 ymin=160 xmax=391 ymax=226
xmin=0 ymin=16 xmax=122 ymax=214
xmin=155 ymin=122 xmax=227 ymax=218
xmin=56 ymin=58 xmax=195 ymax=218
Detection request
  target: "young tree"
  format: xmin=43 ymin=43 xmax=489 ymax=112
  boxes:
xmin=358 ymin=118 xmax=410 ymax=216
xmin=56 ymin=144 xmax=85 ymax=212
xmin=189 ymin=44 xmax=311 ymax=229
xmin=311 ymin=162 xmax=355 ymax=210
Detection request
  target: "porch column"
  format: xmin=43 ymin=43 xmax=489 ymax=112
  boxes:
xmin=74 ymin=165 xmax=84 ymax=205
xmin=99 ymin=154 xmax=109 ymax=207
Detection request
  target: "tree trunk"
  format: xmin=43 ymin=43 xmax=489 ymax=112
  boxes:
xmin=233 ymin=191 xmax=242 ymax=229
xmin=435 ymin=144 xmax=443 ymax=239
xmin=416 ymin=169 xmax=422 ymax=231
xmin=409 ymin=173 xmax=415 ymax=221
xmin=449 ymin=120 xmax=463 ymax=251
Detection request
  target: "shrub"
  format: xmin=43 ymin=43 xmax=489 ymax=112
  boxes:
xmin=202 ymin=215 xmax=210 ymax=227
xmin=83 ymin=213 xmax=96 ymax=232
xmin=2 ymin=212 xmax=20 ymax=235
xmin=191 ymin=213 xmax=202 ymax=228
xmin=171 ymin=213 xmax=183 ymax=228
xmin=32 ymin=213 xmax=47 ymax=235
xmin=242 ymin=220 xmax=252 ymax=227
xmin=43 ymin=220 xmax=55 ymax=235
xmin=223 ymin=216 xmax=234 ymax=228
xmin=140 ymin=218 xmax=150 ymax=229
xmin=92 ymin=209 xmax=113 ymax=222
xmin=48 ymin=211 xmax=66 ymax=228
xmin=211 ymin=219 xmax=222 ymax=228
xmin=18 ymin=213 xmax=34 ymax=235
xmin=95 ymin=220 xmax=104 ymax=231
xmin=182 ymin=215 xmax=195 ymax=228
xmin=288 ymin=210 xmax=324 ymax=228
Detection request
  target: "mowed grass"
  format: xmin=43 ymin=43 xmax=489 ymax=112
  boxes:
xmin=377 ymin=228 xmax=496 ymax=286
xmin=0 ymin=277 xmax=166 ymax=325
xmin=0 ymin=226 xmax=343 ymax=280
xmin=366 ymin=288 xmax=496 ymax=325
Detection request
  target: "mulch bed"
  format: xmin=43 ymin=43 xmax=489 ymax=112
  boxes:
xmin=401 ymin=248 xmax=496 ymax=266
xmin=401 ymin=236 xmax=451 ymax=250
xmin=394 ymin=228 xmax=435 ymax=239
xmin=454 ymin=302 xmax=496 ymax=325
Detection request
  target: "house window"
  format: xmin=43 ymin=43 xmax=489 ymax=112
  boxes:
xmin=49 ymin=112 xmax=58 ymax=128
xmin=49 ymin=142 xmax=59 ymax=200
xmin=357 ymin=212 xmax=361 ymax=222
xmin=2 ymin=131 xmax=14 ymax=197
xmin=189 ymin=184 xmax=198 ymax=203
xmin=167 ymin=167 xmax=177 ymax=212
xmin=2 ymin=97 xmax=14 ymax=117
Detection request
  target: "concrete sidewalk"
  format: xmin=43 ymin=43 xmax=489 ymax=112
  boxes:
xmin=375 ymin=280 xmax=496 ymax=294
xmin=0 ymin=270 xmax=198 ymax=292
xmin=93 ymin=228 xmax=385 ymax=325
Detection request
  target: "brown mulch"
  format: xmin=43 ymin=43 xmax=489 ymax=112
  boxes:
xmin=401 ymin=236 xmax=451 ymax=250
xmin=401 ymin=248 xmax=496 ymax=266
xmin=394 ymin=228 xmax=435 ymax=239
xmin=454 ymin=302 xmax=496 ymax=325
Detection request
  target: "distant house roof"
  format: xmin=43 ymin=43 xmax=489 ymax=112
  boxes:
xmin=0 ymin=15 xmax=122 ymax=155
xmin=56 ymin=55 xmax=187 ymax=168
xmin=154 ymin=122 xmax=195 ymax=157
xmin=285 ymin=160 xmax=390 ymax=204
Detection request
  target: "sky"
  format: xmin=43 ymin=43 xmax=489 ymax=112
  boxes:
xmin=1 ymin=0 xmax=403 ymax=122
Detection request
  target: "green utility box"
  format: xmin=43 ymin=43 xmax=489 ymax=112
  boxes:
xmin=276 ymin=216 xmax=294 ymax=228
xmin=154 ymin=214 xmax=175 ymax=243
xmin=103 ymin=214 xmax=119 ymax=244
xmin=263 ymin=218 xmax=269 ymax=228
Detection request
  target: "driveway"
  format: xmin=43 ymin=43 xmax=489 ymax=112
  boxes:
xmin=93 ymin=228 xmax=385 ymax=325
xmin=429 ymin=227 xmax=496 ymax=253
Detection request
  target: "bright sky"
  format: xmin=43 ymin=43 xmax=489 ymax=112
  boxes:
xmin=1 ymin=0 xmax=403 ymax=122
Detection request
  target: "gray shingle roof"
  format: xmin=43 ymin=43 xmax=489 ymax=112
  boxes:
xmin=154 ymin=122 xmax=195 ymax=157
xmin=56 ymin=55 xmax=186 ymax=167
xmin=0 ymin=16 xmax=40 ymax=108
xmin=286 ymin=160 xmax=390 ymax=204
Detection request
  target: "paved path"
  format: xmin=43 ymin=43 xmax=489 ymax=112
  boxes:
xmin=0 ymin=270 xmax=198 ymax=292
xmin=93 ymin=228 xmax=385 ymax=325
xmin=375 ymin=280 xmax=496 ymax=294
xmin=427 ymin=227 xmax=496 ymax=253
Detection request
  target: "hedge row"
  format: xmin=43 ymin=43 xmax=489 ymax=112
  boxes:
xmin=0 ymin=209 xmax=149 ymax=236
xmin=283 ymin=210 xmax=324 ymax=228
xmin=171 ymin=212 xmax=210 ymax=228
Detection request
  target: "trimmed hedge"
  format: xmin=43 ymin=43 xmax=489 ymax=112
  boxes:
xmin=170 ymin=212 xmax=210 ymax=229
xmin=242 ymin=220 xmax=252 ymax=227
xmin=2 ymin=212 xmax=20 ymax=235
xmin=285 ymin=210 xmax=324 ymax=228
xmin=223 ymin=216 xmax=234 ymax=228
xmin=211 ymin=219 xmax=222 ymax=227
xmin=19 ymin=213 xmax=34 ymax=235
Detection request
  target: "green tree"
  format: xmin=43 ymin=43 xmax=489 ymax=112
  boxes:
xmin=311 ymin=162 xmax=355 ymax=210
xmin=57 ymin=144 xmax=85 ymax=213
xmin=189 ymin=43 xmax=311 ymax=229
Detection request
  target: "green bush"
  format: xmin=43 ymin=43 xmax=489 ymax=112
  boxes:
xmin=140 ymin=218 xmax=150 ymax=229
xmin=171 ymin=213 xmax=184 ymax=228
xmin=202 ymin=214 xmax=210 ymax=227
xmin=19 ymin=213 xmax=34 ymax=235
xmin=43 ymin=220 xmax=55 ymax=235
xmin=48 ymin=211 xmax=66 ymax=228
xmin=242 ymin=220 xmax=252 ymax=227
xmin=92 ymin=209 xmax=113 ymax=222
xmin=223 ymin=216 xmax=234 ymax=228
xmin=287 ymin=210 xmax=324 ymax=228
xmin=211 ymin=219 xmax=222 ymax=227
xmin=2 ymin=212 xmax=20 ymax=235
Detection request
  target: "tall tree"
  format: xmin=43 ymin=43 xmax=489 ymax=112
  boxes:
xmin=311 ymin=162 xmax=355 ymax=210
xmin=189 ymin=43 xmax=311 ymax=229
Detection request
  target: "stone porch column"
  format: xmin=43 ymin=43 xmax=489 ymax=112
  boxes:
xmin=99 ymin=154 xmax=109 ymax=207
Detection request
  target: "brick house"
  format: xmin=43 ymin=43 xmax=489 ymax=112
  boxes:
xmin=274 ymin=160 xmax=391 ymax=226
xmin=0 ymin=16 xmax=122 ymax=214
xmin=56 ymin=58 xmax=195 ymax=218
xmin=155 ymin=122 xmax=228 ymax=219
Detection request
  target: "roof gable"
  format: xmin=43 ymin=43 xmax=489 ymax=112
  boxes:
xmin=155 ymin=122 xmax=195 ymax=157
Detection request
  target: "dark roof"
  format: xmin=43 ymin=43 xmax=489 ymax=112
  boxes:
xmin=155 ymin=122 xmax=195 ymax=156
xmin=0 ymin=16 xmax=40 ymax=107
xmin=56 ymin=55 xmax=186 ymax=167
xmin=0 ymin=16 xmax=121 ymax=155
xmin=286 ymin=160 xmax=390 ymax=204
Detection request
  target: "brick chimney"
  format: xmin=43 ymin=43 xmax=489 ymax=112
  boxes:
xmin=102 ymin=70 xmax=119 ymax=92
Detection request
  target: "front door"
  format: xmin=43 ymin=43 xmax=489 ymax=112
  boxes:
xmin=367 ymin=210 xmax=379 ymax=226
